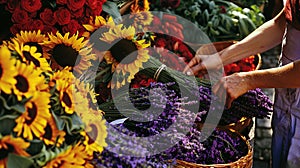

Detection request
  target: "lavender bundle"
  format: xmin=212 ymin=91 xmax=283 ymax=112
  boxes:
xmin=94 ymin=82 xmax=249 ymax=166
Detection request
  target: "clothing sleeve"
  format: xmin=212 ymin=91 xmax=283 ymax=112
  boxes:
xmin=284 ymin=0 xmax=300 ymax=29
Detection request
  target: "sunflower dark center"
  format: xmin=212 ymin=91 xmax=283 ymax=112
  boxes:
xmin=25 ymin=42 xmax=43 ymax=55
xmin=87 ymin=124 xmax=98 ymax=144
xmin=0 ymin=144 xmax=14 ymax=160
xmin=43 ymin=124 xmax=52 ymax=140
xmin=52 ymin=44 xmax=80 ymax=67
xmin=25 ymin=103 xmax=38 ymax=125
xmin=15 ymin=75 xmax=29 ymax=93
xmin=110 ymin=39 xmax=138 ymax=64
xmin=0 ymin=64 xmax=3 ymax=79
xmin=23 ymin=51 xmax=41 ymax=67
xmin=62 ymin=91 xmax=72 ymax=108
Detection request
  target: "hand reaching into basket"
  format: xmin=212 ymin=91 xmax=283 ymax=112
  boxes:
xmin=183 ymin=53 xmax=223 ymax=77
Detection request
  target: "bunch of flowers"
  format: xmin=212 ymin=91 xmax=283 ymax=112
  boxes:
xmin=224 ymin=55 xmax=257 ymax=75
xmin=0 ymin=31 xmax=107 ymax=167
xmin=94 ymin=82 xmax=250 ymax=166
xmin=0 ymin=0 xmax=107 ymax=36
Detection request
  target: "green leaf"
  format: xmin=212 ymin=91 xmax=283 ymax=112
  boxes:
xmin=7 ymin=153 xmax=33 ymax=168
xmin=0 ymin=119 xmax=16 ymax=135
xmin=51 ymin=112 xmax=65 ymax=131
xmin=103 ymin=1 xmax=121 ymax=22
xmin=26 ymin=139 xmax=44 ymax=156
xmin=0 ymin=95 xmax=27 ymax=113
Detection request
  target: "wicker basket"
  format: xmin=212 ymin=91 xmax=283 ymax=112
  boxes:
xmin=174 ymin=129 xmax=253 ymax=168
xmin=196 ymin=41 xmax=261 ymax=71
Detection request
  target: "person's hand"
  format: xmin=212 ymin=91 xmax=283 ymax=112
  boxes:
xmin=213 ymin=72 xmax=253 ymax=108
xmin=183 ymin=53 xmax=223 ymax=76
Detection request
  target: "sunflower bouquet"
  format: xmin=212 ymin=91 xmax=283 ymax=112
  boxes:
xmin=0 ymin=29 xmax=107 ymax=167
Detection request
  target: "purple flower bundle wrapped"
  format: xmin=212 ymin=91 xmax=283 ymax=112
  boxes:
xmin=197 ymin=85 xmax=273 ymax=125
xmin=94 ymin=82 xmax=254 ymax=167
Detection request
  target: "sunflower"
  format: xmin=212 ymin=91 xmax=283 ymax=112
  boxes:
xmin=73 ymin=43 xmax=96 ymax=75
xmin=42 ymin=143 xmax=93 ymax=168
xmin=100 ymin=25 xmax=150 ymax=89
xmin=75 ymin=80 xmax=98 ymax=108
xmin=0 ymin=45 xmax=17 ymax=94
xmin=13 ymin=61 xmax=45 ymax=101
xmin=40 ymin=116 xmax=65 ymax=147
xmin=56 ymin=80 xmax=75 ymax=114
xmin=83 ymin=16 xmax=115 ymax=38
xmin=131 ymin=11 xmax=153 ymax=27
xmin=10 ymin=41 xmax=51 ymax=72
xmin=12 ymin=30 xmax=50 ymax=59
xmin=80 ymin=115 xmax=107 ymax=155
xmin=14 ymin=91 xmax=51 ymax=140
xmin=131 ymin=0 xmax=150 ymax=13
xmin=48 ymin=67 xmax=74 ymax=88
xmin=44 ymin=32 xmax=92 ymax=73
xmin=0 ymin=135 xmax=30 ymax=168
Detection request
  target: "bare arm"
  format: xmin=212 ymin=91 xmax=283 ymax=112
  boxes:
xmin=214 ymin=60 xmax=300 ymax=107
xmin=220 ymin=8 xmax=287 ymax=65
xmin=184 ymin=9 xmax=287 ymax=75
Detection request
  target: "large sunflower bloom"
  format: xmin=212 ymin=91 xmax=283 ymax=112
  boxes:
xmin=81 ymin=115 xmax=107 ymax=155
xmin=40 ymin=116 xmax=65 ymax=147
xmin=0 ymin=45 xmax=17 ymax=94
xmin=101 ymin=25 xmax=150 ymax=89
xmin=14 ymin=91 xmax=51 ymax=140
xmin=44 ymin=32 xmax=93 ymax=73
xmin=43 ymin=143 xmax=93 ymax=168
xmin=10 ymin=41 xmax=51 ymax=72
xmin=0 ymin=135 xmax=30 ymax=168
xmin=13 ymin=61 xmax=45 ymax=101
xmin=12 ymin=30 xmax=50 ymax=59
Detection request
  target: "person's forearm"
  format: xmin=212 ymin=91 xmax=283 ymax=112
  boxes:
xmin=247 ymin=60 xmax=300 ymax=89
xmin=220 ymin=9 xmax=286 ymax=65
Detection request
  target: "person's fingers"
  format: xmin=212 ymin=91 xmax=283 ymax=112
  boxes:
xmin=183 ymin=57 xmax=198 ymax=73
xmin=190 ymin=63 xmax=207 ymax=76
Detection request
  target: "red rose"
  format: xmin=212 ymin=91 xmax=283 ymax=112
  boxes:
xmin=155 ymin=38 xmax=167 ymax=48
xmin=26 ymin=19 xmax=44 ymax=31
xmin=21 ymin=0 xmax=42 ymax=13
xmin=12 ymin=8 xmax=30 ymax=24
xmin=67 ymin=0 xmax=85 ymax=11
xmin=43 ymin=25 xmax=58 ymax=34
xmin=62 ymin=19 xmax=82 ymax=35
xmin=40 ymin=8 xmax=56 ymax=25
xmin=54 ymin=8 xmax=71 ymax=25
xmin=10 ymin=23 xmax=23 ymax=34
xmin=6 ymin=0 xmax=19 ymax=12
xmin=86 ymin=0 xmax=98 ymax=9
xmin=56 ymin=0 xmax=67 ymax=5
xmin=72 ymin=8 xmax=84 ymax=18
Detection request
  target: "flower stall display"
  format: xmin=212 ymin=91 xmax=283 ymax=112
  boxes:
xmin=83 ymin=10 xmax=272 ymax=167
xmin=0 ymin=30 xmax=107 ymax=167
xmin=0 ymin=0 xmax=273 ymax=167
